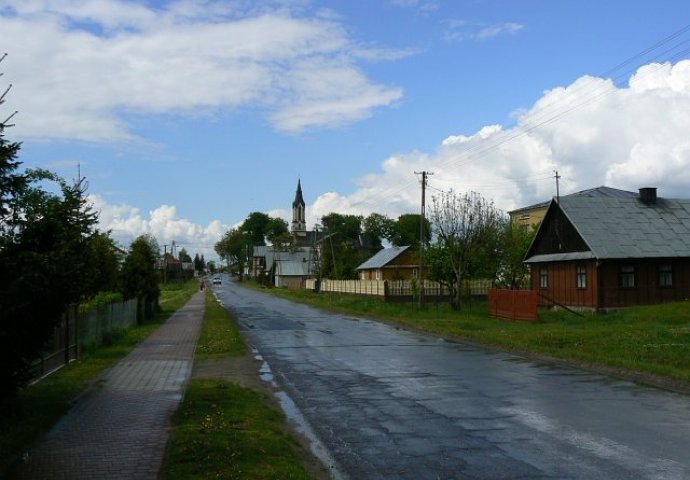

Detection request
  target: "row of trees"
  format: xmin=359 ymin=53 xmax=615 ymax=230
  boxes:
xmin=0 ymin=77 xmax=165 ymax=395
xmin=214 ymin=211 xmax=289 ymax=278
xmin=319 ymin=212 xmax=430 ymax=279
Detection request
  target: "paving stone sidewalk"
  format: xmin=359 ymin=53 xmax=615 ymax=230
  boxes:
xmin=9 ymin=291 xmax=205 ymax=480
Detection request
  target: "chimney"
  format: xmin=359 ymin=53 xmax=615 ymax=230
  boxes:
xmin=639 ymin=187 xmax=657 ymax=204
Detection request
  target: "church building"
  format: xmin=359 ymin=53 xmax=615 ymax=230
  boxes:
xmin=290 ymin=179 xmax=319 ymax=247
xmin=250 ymin=179 xmax=320 ymax=287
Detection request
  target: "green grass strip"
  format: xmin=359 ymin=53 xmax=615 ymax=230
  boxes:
xmin=195 ymin=289 xmax=246 ymax=359
xmin=162 ymin=379 xmax=311 ymax=480
xmin=163 ymin=288 xmax=313 ymax=479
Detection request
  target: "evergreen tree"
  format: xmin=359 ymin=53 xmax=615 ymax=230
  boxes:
xmin=119 ymin=235 xmax=160 ymax=322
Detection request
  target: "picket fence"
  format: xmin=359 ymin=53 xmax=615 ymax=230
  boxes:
xmin=304 ymin=278 xmax=492 ymax=301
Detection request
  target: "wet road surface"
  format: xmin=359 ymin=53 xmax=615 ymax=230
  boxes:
xmin=215 ymin=278 xmax=690 ymax=480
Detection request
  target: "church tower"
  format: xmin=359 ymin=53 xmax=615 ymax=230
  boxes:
xmin=292 ymin=179 xmax=306 ymax=233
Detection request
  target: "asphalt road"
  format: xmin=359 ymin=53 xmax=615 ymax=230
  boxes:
xmin=214 ymin=278 xmax=690 ymax=480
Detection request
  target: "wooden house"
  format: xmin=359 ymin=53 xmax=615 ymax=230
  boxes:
xmin=356 ymin=246 xmax=423 ymax=281
xmin=524 ymin=187 xmax=690 ymax=310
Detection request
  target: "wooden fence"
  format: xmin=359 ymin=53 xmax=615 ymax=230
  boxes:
xmin=487 ymin=288 xmax=538 ymax=322
xmin=305 ymin=278 xmax=492 ymax=301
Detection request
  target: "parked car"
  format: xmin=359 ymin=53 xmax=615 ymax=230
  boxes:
xmin=212 ymin=275 xmax=221 ymax=285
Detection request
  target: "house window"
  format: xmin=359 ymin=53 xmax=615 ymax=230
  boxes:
xmin=539 ymin=266 xmax=548 ymax=288
xmin=413 ymin=268 xmax=419 ymax=279
xmin=658 ymin=263 xmax=673 ymax=287
xmin=620 ymin=265 xmax=636 ymax=288
xmin=375 ymin=270 xmax=381 ymax=281
xmin=576 ymin=264 xmax=587 ymax=289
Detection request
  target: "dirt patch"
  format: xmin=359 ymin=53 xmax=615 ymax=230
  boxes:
xmin=192 ymin=354 xmax=331 ymax=480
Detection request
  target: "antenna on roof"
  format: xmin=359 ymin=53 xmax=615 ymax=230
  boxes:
xmin=554 ymin=170 xmax=561 ymax=203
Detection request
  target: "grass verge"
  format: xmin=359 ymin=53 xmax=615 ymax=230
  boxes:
xmin=0 ymin=280 xmax=199 ymax=474
xmin=162 ymin=379 xmax=311 ymax=480
xmin=195 ymin=288 xmax=246 ymax=360
xmin=249 ymin=283 xmax=690 ymax=385
xmin=161 ymin=289 xmax=313 ymax=480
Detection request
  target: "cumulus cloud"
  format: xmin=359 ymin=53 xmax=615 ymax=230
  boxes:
xmin=71 ymin=59 xmax=690 ymax=249
xmin=302 ymin=60 xmax=690 ymax=221
xmin=0 ymin=0 xmax=405 ymax=140
xmin=89 ymin=194 xmax=226 ymax=259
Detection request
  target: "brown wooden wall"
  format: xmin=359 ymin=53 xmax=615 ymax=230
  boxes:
xmin=531 ymin=260 xmax=598 ymax=309
xmin=532 ymin=258 xmax=690 ymax=309
xmin=598 ymin=259 xmax=690 ymax=308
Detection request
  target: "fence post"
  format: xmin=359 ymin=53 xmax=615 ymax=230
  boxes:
xmin=64 ymin=313 xmax=70 ymax=365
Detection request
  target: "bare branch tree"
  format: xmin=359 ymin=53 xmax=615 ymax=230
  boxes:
xmin=430 ymin=189 xmax=504 ymax=308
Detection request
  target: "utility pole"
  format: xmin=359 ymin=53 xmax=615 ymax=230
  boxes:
xmin=554 ymin=170 xmax=561 ymax=203
xmin=414 ymin=171 xmax=433 ymax=308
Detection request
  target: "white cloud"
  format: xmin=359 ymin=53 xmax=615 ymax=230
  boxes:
xmin=89 ymin=194 xmax=226 ymax=259
xmin=444 ymin=20 xmax=524 ymax=42
xmin=302 ymin=60 xmax=690 ymax=222
xmin=0 ymin=0 xmax=405 ymax=140
xmin=82 ymin=59 xmax=690 ymax=247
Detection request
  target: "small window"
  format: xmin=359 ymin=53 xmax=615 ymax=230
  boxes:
xmin=539 ymin=266 xmax=548 ymax=288
xmin=412 ymin=268 xmax=419 ymax=279
xmin=659 ymin=263 xmax=673 ymax=287
xmin=375 ymin=270 xmax=381 ymax=280
xmin=620 ymin=265 xmax=636 ymax=288
xmin=576 ymin=264 xmax=587 ymax=289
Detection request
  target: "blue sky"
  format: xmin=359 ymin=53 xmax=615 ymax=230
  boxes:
xmin=2 ymin=0 xmax=690 ymax=260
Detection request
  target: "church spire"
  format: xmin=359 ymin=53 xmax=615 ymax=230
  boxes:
xmin=292 ymin=178 xmax=304 ymax=209
xmin=291 ymin=178 xmax=306 ymax=232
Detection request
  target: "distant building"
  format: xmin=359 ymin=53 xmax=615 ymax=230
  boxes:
xmin=251 ymin=179 xmax=320 ymax=287
xmin=524 ymin=187 xmax=690 ymax=310
xmin=509 ymin=186 xmax=637 ymax=229
xmin=356 ymin=246 xmax=423 ymax=281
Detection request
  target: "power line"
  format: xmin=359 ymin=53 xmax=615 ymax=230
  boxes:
xmin=327 ymin=24 xmax=690 ymax=216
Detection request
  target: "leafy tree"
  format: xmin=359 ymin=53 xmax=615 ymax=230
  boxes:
xmin=215 ymin=228 xmax=250 ymax=280
xmin=426 ymin=242 xmax=457 ymax=299
xmin=430 ymin=190 xmax=504 ymax=309
xmin=361 ymin=213 xmax=394 ymax=252
xmin=265 ymin=217 xmax=289 ymax=245
xmin=497 ymin=222 xmax=537 ymax=289
xmin=271 ymin=230 xmax=297 ymax=253
xmin=320 ymin=212 xmax=365 ymax=279
xmin=83 ymin=231 xmax=120 ymax=294
xmin=207 ymin=260 xmax=217 ymax=273
xmin=390 ymin=213 xmax=431 ymax=248
xmin=240 ymin=211 xmax=272 ymax=246
xmin=119 ymin=234 xmax=160 ymax=322
xmin=193 ymin=253 xmax=206 ymax=273
xmin=178 ymin=247 xmax=192 ymax=263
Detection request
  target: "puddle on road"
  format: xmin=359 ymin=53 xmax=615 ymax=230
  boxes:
xmin=252 ymin=348 xmax=347 ymax=480
xmin=275 ymin=391 xmax=347 ymax=480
